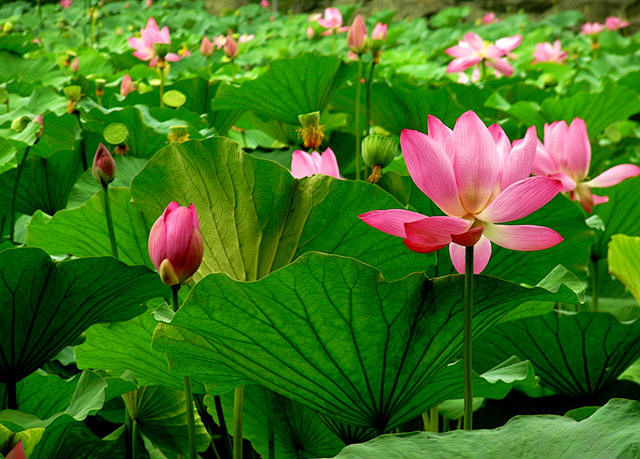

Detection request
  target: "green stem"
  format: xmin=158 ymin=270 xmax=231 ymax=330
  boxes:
xmin=430 ymin=405 xmax=439 ymax=432
xmin=159 ymin=68 xmax=165 ymax=108
xmin=332 ymin=32 xmax=337 ymax=54
xmin=233 ymin=385 xmax=245 ymax=459
xmin=354 ymin=57 xmax=363 ymax=180
xmin=125 ymin=411 xmax=132 ymax=459
xmin=9 ymin=145 xmax=31 ymax=244
xmin=421 ymin=412 xmax=429 ymax=431
xmin=171 ymin=285 xmax=197 ymax=459
xmin=463 ymin=245 xmax=474 ymax=430
xmin=479 ymin=60 xmax=486 ymax=83
xmin=102 ymin=183 xmax=118 ymax=259
xmin=365 ymin=61 xmax=376 ymax=136
xmin=214 ymin=395 xmax=232 ymax=457
xmin=591 ymin=258 xmax=599 ymax=313
xmin=131 ymin=419 xmax=138 ymax=459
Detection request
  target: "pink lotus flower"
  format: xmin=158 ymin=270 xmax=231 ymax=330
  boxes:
xmin=372 ymin=22 xmax=387 ymax=41
xmin=148 ymin=202 xmax=204 ymax=286
xmin=120 ymin=73 xmax=135 ymax=97
xmin=291 ymin=148 xmax=343 ymax=179
xmin=445 ymin=32 xmax=522 ymax=77
xmin=317 ymin=8 xmax=349 ymax=36
xmin=347 ymin=14 xmax=368 ymax=54
xmin=605 ymin=16 xmax=629 ymax=30
xmin=224 ymin=31 xmax=238 ymax=59
xmin=482 ymin=12 xmax=499 ymax=24
xmin=200 ymin=36 xmax=214 ymax=56
xmin=359 ymin=111 xmax=564 ymax=274
xmin=92 ymin=143 xmax=117 ymax=186
xmin=532 ymin=40 xmax=568 ymax=64
xmin=581 ymin=22 xmax=604 ymax=35
xmin=60 ymin=0 xmax=72 ymax=8
xmin=533 ymin=118 xmax=640 ymax=213
xmin=260 ymin=0 xmax=270 ymax=8
xmin=128 ymin=17 xmax=181 ymax=67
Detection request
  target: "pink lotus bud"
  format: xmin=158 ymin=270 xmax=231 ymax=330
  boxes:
xmin=371 ymin=22 xmax=387 ymax=41
xmin=260 ymin=0 xmax=269 ymax=8
xmin=6 ymin=439 xmax=25 ymax=459
xmin=224 ymin=31 xmax=238 ymax=59
xmin=146 ymin=0 xmax=152 ymax=6
xmin=148 ymin=202 xmax=204 ymax=286
xmin=482 ymin=12 xmax=498 ymax=24
xmin=34 ymin=114 xmax=44 ymax=138
xmin=60 ymin=0 xmax=72 ymax=8
xmin=92 ymin=143 xmax=116 ymax=186
xmin=71 ymin=57 xmax=79 ymax=73
xmin=306 ymin=26 xmax=315 ymax=39
xmin=120 ymin=73 xmax=135 ymax=97
xmin=347 ymin=14 xmax=368 ymax=55
xmin=200 ymin=36 xmax=214 ymax=56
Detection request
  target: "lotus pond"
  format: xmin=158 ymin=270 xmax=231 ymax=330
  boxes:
xmin=0 ymin=0 xmax=640 ymax=458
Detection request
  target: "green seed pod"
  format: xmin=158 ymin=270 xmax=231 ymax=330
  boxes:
xmin=153 ymin=43 xmax=170 ymax=58
xmin=298 ymin=111 xmax=320 ymax=130
xmin=11 ymin=115 xmax=31 ymax=132
xmin=362 ymin=135 xmax=398 ymax=168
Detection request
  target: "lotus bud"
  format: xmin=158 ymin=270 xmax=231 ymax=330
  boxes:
xmin=34 ymin=114 xmax=44 ymax=138
xmin=297 ymin=111 xmax=324 ymax=150
xmin=224 ymin=31 xmax=238 ymax=59
xmin=120 ymin=73 xmax=135 ymax=97
xmin=362 ymin=134 xmax=398 ymax=183
xmin=71 ymin=56 xmax=79 ymax=73
xmin=306 ymin=26 xmax=315 ymax=39
xmin=92 ymin=143 xmax=117 ymax=186
xmin=347 ymin=14 xmax=368 ymax=55
xmin=200 ymin=36 xmax=214 ymax=57
xmin=370 ymin=22 xmax=387 ymax=58
xmin=148 ymin=202 xmax=204 ymax=286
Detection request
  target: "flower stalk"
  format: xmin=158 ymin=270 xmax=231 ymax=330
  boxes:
xmin=102 ymin=183 xmax=118 ymax=258
xmin=463 ymin=246 xmax=474 ymax=430
xmin=365 ymin=61 xmax=376 ymax=136
xmin=354 ymin=57 xmax=363 ymax=180
xmin=233 ymin=385 xmax=245 ymax=459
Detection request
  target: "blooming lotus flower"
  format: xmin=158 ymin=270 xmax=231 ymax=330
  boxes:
xmin=533 ymin=118 xmax=640 ymax=213
xmin=128 ymin=17 xmax=181 ymax=67
xmin=532 ymin=40 xmax=568 ymax=64
xmin=200 ymin=36 xmax=214 ymax=56
xmin=317 ymin=8 xmax=349 ymax=36
xmin=60 ymin=0 xmax=72 ymax=8
xmin=148 ymin=202 xmax=204 ymax=286
xmin=481 ymin=12 xmax=498 ymax=24
xmin=581 ymin=22 xmax=604 ymax=35
xmin=347 ymin=14 xmax=368 ymax=54
xmin=291 ymin=148 xmax=343 ymax=179
xmin=605 ymin=16 xmax=629 ymax=30
xmin=224 ymin=31 xmax=238 ymax=59
xmin=372 ymin=22 xmax=387 ymax=41
xmin=359 ymin=111 xmax=564 ymax=274
xmin=120 ymin=73 xmax=135 ymax=97
xmin=445 ymin=32 xmax=522 ymax=77
xmin=92 ymin=143 xmax=116 ymax=186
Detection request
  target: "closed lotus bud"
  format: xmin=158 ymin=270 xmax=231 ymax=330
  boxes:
xmin=71 ymin=56 xmax=79 ymax=73
xmin=297 ymin=111 xmax=324 ymax=150
xmin=362 ymin=135 xmax=398 ymax=183
xmin=200 ymin=36 xmax=214 ymax=56
xmin=370 ymin=22 xmax=387 ymax=56
xmin=34 ymin=114 xmax=44 ymax=138
xmin=92 ymin=143 xmax=116 ymax=186
xmin=120 ymin=73 xmax=135 ymax=97
xmin=306 ymin=26 xmax=315 ymax=39
xmin=347 ymin=14 xmax=368 ymax=55
xmin=224 ymin=31 xmax=238 ymax=59
xmin=148 ymin=202 xmax=204 ymax=286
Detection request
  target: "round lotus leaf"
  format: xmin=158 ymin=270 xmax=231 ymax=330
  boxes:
xmin=103 ymin=123 xmax=129 ymax=145
xmin=162 ymin=90 xmax=186 ymax=108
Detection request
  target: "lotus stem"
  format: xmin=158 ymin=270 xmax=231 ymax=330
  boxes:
xmin=131 ymin=418 xmax=138 ymax=459
xmin=102 ymin=183 xmax=118 ymax=259
xmin=354 ymin=57 xmax=363 ymax=180
xmin=479 ymin=61 xmax=487 ymax=82
xmin=9 ymin=145 xmax=31 ymax=244
xmin=125 ymin=411 xmax=133 ymax=459
xmin=591 ymin=257 xmax=599 ymax=313
xmin=463 ymin=245 xmax=474 ymax=430
xmin=430 ymin=405 xmax=439 ymax=432
xmin=214 ymin=395 xmax=233 ymax=456
xmin=233 ymin=385 xmax=245 ymax=459
xmin=172 ymin=285 xmax=198 ymax=459
xmin=365 ymin=61 xmax=376 ymax=136
xmin=159 ymin=66 xmax=165 ymax=108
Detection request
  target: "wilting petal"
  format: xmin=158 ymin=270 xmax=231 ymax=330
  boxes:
xmin=564 ymin=118 xmax=591 ymax=180
xmin=447 ymin=56 xmax=482 ymax=73
xmin=359 ymin=209 xmax=428 ymax=238
xmin=165 ymin=53 xmax=182 ymax=62
xmin=477 ymin=176 xmax=562 ymax=223
xmin=404 ymin=216 xmax=473 ymax=247
xmin=451 ymin=111 xmax=499 ymax=214
xmin=401 ymin=129 xmax=466 ymax=217
xmin=449 ymin=236 xmax=492 ymax=274
xmin=501 ymin=125 xmax=537 ymax=189
xmin=584 ymin=164 xmax=640 ymax=188
xmin=486 ymin=57 xmax=513 ymax=76
xmin=133 ymin=49 xmax=153 ymax=61
xmin=483 ymin=223 xmax=563 ymax=251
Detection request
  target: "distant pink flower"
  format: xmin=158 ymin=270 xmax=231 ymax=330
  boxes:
xmin=306 ymin=27 xmax=315 ymax=39
xmin=260 ymin=0 xmax=270 ymax=8
xmin=60 ymin=0 xmax=72 ymax=8
xmin=482 ymin=12 xmax=499 ymax=24
xmin=146 ymin=0 xmax=152 ymax=6
xmin=347 ymin=14 xmax=368 ymax=54
xmin=317 ymin=8 xmax=349 ymax=36
xmin=372 ymin=22 xmax=387 ymax=41
xmin=71 ymin=57 xmax=79 ymax=73
xmin=532 ymin=40 xmax=568 ymax=64
xmin=445 ymin=32 xmax=521 ymax=77
xmin=533 ymin=118 xmax=640 ymax=213
xmin=120 ymin=73 xmax=135 ymax=97
xmin=581 ymin=22 xmax=604 ymax=35
xmin=212 ymin=34 xmax=226 ymax=49
xmin=238 ymin=33 xmax=255 ymax=43
xmin=128 ymin=17 xmax=182 ymax=67
xmin=224 ymin=31 xmax=238 ymax=59
xmin=291 ymin=148 xmax=343 ymax=179
xmin=200 ymin=36 xmax=214 ymax=56
xmin=605 ymin=16 xmax=629 ymax=30
xmin=359 ymin=111 xmax=563 ymax=274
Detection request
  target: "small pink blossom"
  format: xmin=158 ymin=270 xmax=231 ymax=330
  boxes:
xmin=371 ymin=22 xmax=387 ymax=41
xmin=306 ymin=26 xmax=315 ymax=39
xmin=200 ymin=36 xmax=214 ymax=56
xmin=146 ymin=0 xmax=153 ymax=6
xmin=291 ymin=148 xmax=343 ymax=179
xmin=359 ymin=111 xmax=564 ymax=274
xmin=581 ymin=22 xmax=604 ymax=35
xmin=212 ymin=34 xmax=226 ymax=49
xmin=60 ymin=0 xmax=72 ymax=8
xmin=482 ymin=12 xmax=499 ymax=24
xmin=317 ymin=8 xmax=349 ymax=36
xmin=120 ymin=73 xmax=135 ymax=97
xmin=533 ymin=118 xmax=640 ymax=213
xmin=128 ymin=17 xmax=182 ymax=67
xmin=224 ymin=31 xmax=238 ymax=59
xmin=238 ymin=33 xmax=255 ymax=43
xmin=532 ymin=40 xmax=568 ymax=64
xmin=71 ymin=57 xmax=79 ymax=73
xmin=260 ymin=0 xmax=270 ymax=8
xmin=605 ymin=16 xmax=629 ymax=30
xmin=445 ymin=32 xmax=521 ymax=77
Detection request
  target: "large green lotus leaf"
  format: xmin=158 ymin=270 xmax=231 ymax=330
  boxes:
xmin=326 ymin=398 xmax=640 ymax=459
xmin=158 ymin=252 xmax=577 ymax=431
xmin=210 ymin=53 xmax=355 ymax=125
xmin=0 ymin=247 xmax=164 ymax=382
xmin=75 ymin=309 xmax=208 ymax=393
xmin=26 ymin=187 xmax=152 ymax=268
xmin=123 ymin=385 xmax=209 ymax=455
xmin=212 ymin=386 xmax=345 ymax=459
xmin=0 ymin=86 xmax=67 ymax=127
xmin=130 ymin=137 xmax=431 ymax=282
xmin=473 ymin=311 xmax=640 ymax=396
xmin=0 ymin=424 xmax=43 ymax=459
xmin=609 ymin=235 xmax=640 ymax=304
xmin=30 ymin=113 xmax=79 ymax=159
